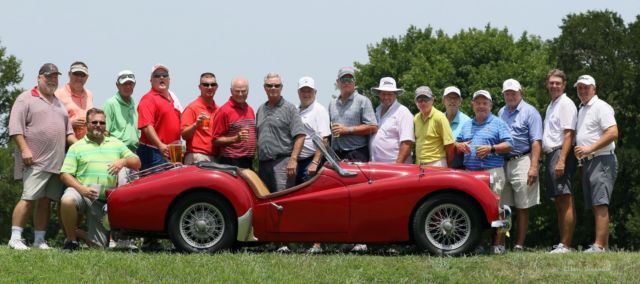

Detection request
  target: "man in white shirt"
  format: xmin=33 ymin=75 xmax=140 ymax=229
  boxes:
xmin=296 ymin=76 xmax=330 ymax=183
xmin=574 ymin=75 xmax=618 ymax=253
xmin=369 ymin=77 xmax=414 ymax=163
xmin=543 ymin=69 xmax=579 ymax=254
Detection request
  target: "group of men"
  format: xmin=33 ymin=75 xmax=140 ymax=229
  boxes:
xmin=7 ymin=61 xmax=617 ymax=255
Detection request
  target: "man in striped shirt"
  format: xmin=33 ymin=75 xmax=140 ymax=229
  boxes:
xmin=59 ymin=108 xmax=141 ymax=251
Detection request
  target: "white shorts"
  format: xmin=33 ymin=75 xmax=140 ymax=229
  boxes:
xmin=21 ymin=167 xmax=63 ymax=201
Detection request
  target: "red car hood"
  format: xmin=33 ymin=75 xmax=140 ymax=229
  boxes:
xmin=335 ymin=162 xmax=491 ymax=186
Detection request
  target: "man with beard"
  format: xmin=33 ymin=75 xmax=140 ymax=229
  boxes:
xmin=8 ymin=63 xmax=77 ymax=250
xmin=137 ymin=64 xmax=182 ymax=169
xmin=181 ymin=72 xmax=219 ymax=164
xmin=55 ymin=61 xmax=94 ymax=139
xmin=59 ymin=108 xmax=141 ymax=250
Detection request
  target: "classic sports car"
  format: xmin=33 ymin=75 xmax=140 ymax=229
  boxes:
xmin=106 ymin=132 xmax=510 ymax=255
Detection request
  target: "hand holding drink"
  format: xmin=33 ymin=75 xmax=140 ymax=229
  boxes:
xmin=168 ymin=141 xmax=183 ymax=164
xmin=237 ymin=128 xmax=249 ymax=142
xmin=331 ymin=122 xmax=341 ymax=138
xmin=199 ymin=112 xmax=210 ymax=130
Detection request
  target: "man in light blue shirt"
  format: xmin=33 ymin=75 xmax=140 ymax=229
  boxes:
xmin=442 ymin=86 xmax=471 ymax=168
xmin=495 ymin=79 xmax=543 ymax=253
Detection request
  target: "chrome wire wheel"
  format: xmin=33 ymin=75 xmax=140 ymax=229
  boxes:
xmin=424 ymin=203 xmax=471 ymax=251
xmin=179 ymin=202 xmax=225 ymax=249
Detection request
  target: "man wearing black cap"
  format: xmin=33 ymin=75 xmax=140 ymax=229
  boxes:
xmin=7 ymin=63 xmax=77 ymax=250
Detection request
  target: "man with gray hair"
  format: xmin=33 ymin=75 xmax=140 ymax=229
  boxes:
xmin=414 ymin=86 xmax=454 ymax=166
xmin=256 ymin=73 xmax=305 ymax=193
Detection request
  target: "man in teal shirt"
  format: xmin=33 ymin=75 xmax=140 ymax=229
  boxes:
xmin=442 ymin=86 xmax=471 ymax=168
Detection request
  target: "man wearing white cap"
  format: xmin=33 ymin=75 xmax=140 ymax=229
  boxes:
xmin=543 ymin=69 xmax=578 ymax=254
xmin=496 ymin=79 xmax=543 ymax=252
xmin=455 ymin=90 xmax=513 ymax=254
xmin=56 ymin=61 xmax=94 ymax=139
xmin=104 ymin=70 xmax=140 ymax=187
xmin=414 ymin=86 xmax=453 ymax=166
xmin=328 ymin=67 xmax=378 ymax=162
xmin=442 ymin=86 xmax=471 ymax=169
xmin=574 ymin=75 xmax=618 ymax=253
xmin=369 ymin=77 xmax=414 ymax=163
xmin=296 ymin=76 xmax=330 ymax=183
xmin=137 ymin=64 xmax=182 ymax=171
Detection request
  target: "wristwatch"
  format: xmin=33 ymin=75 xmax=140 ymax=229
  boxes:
xmin=491 ymin=145 xmax=496 ymax=154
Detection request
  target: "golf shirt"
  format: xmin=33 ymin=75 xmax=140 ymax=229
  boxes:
xmin=55 ymin=83 xmax=93 ymax=139
xmin=104 ymin=92 xmax=139 ymax=152
xmin=498 ymin=100 xmax=543 ymax=157
xmin=370 ymin=100 xmax=414 ymax=163
xmin=137 ymin=89 xmax=181 ymax=146
xmin=542 ymin=94 xmax=577 ymax=153
xmin=456 ymin=114 xmax=513 ymax=170
xmin=211 ymin=97 xmax=256 ymax=158
xmin=576 ymin=95 xmax=617 ymax=154
xmin=328 ymin=92 xmax=377 ymax=151
xmin=256 ymin=97 xmax=305 ymax=161
xmin=414 ymin=108 xmax=454 ymax=164
xmin=299 ymin=101 xmax=331 ymax=159
xmin=445 ymin=110 xmax=471 ymax=141
xmin=181 ymin=96 xmax=218 ymax=155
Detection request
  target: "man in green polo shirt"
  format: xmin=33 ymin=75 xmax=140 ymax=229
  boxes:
xmin=59 ymin=108 xmax=141 ymax=251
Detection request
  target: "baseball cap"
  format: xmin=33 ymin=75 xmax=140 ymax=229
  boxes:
xmin=472 ymin=90 xmax=492 ymax=101
xmin=502 ymin=79 xmax=522 ymax=93
xmin=117 ymin=70 xmax=136 ymax=84
xmin=371 ymin=77 xmax=403 ymax=95
xmin=443 ymin=86 xmax=461 ymax=97
xmin=69 ymin=62 xmax=89 ymax=75
xmin=298 ymin=76 xmax=315 ymax=90
xmin=337 ymin=67 xmax=355 ymax=79
xmin=38 ymin=63 xmax=62 ymax=76
xmin=414 ymin=86 xmax=434 ymax=99
xmin=151 ymin=63 xmax=169 ymax=74
xmin=574 ymin=75 xmax=596 ymax=87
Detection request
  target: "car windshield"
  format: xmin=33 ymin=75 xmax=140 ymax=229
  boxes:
xmin=304 ymin=123 xmax=357 ymax=177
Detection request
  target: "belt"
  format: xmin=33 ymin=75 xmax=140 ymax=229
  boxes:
xmin=545 ymin=146 xmax=562 ymax=154
xmin=583 ymin=150 xmax=615 ymax=161
xmin=506 ymin=151 xmax=530 ymax=162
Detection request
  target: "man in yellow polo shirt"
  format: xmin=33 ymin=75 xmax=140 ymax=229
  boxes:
xmin=413 ymin=86 xmax=455 ymax=166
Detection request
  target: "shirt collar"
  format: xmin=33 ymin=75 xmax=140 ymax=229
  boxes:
xmin=228 ymin=97 xmax=247 ymax=110
xmin=264 ymin=96 xmax=284 ymax=108
xmin=197 ymin=96 xmax=217 ymax=110
xmin=299 ymin=100 xmax=316 ymax=114
xmin=581 ymin=95 xmax=599 ymax=108
xmin=115 ymin=92 xmax=135 ymax=108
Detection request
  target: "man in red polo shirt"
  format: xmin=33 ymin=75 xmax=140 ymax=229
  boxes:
xmin=212 ymin=77 xmax=256 ymax=168
xmin=136 ymin=64 xmax=182 ymax=170
xmin=181 ymin=72 xmax=218 ymax=164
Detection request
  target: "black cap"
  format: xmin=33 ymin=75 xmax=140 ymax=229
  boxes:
xmin=38 ymin=63 xmax=62 ymax=76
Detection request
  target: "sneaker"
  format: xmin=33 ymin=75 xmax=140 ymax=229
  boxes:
xmin=307 ymin=246 xmax=323 ymax=254
xmin=62 ymin=241 xmax=80 ymax=252
xmin=492 ymin=245 xmax=506 ymax=255
xmin=32 ymin=240 xmax=52 ymax=250
xmin=114 ymin=240 xmax=138 ymax=250
xmin=8 ymin=239 xmax=30 ymax=250
xmin=141 ymin=239 xmax=164 ymax=252
xmin=351 ymin=244 xmax=368 ymax=252
xmin=385 ymin=248 xmax=400 ymax=255
xmin=276 ymin=246 xmax=291 ymax=253
xmin=583 ymin=244 xmax=606 ymax=253
xmin=513 ymin=245 xmax=524 ymax=252
xmin=109 ymin=239 xmax=117 ymax=249
xmin=549 ymin=243 xmax=571 ymax=254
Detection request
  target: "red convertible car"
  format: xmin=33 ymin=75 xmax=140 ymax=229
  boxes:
xmin=106 ymin=134 xmax=510 ymax=255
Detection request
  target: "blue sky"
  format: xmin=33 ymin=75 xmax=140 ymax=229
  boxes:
xmin=1 ymin=0 xmax=638 ymax=109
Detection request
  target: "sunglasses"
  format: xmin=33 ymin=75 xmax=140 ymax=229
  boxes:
xmin=264 ymin=84 xmax=282 ymax=89
xmin=339 ymin=77 xmax=355 ymax=83
xmin=119 ymin=74 xmax=135 ymax=80
xmin=152 ymin=73 xmax=170 ymax=79
xmin=72 ymin=72 xmax=87 ymax=77
xmin=201 ymin=83 xmax=218 ymax=88
xmin=415 ymin=97 xmax=432 ymax=103
xmin=90 ymin=121 xmax=106 ymax=126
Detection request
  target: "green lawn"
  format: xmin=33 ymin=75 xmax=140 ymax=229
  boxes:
xmin=1 ymin=247 xmax=639 ymax=283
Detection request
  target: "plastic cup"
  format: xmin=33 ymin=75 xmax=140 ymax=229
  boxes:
xmin=169 ymin=143 xmax=183 ymax=164
xmin=331 ymin=122 xmax=340 ymax=138
xmin=88 ymin=184 xmax=104 ymax=201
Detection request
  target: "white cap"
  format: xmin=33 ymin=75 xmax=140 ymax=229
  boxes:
xmin=472 ymin=90 xmax=492 ymax=101
xmin=117 ymin=70 xmax=136 ymax=84
xmin=298 ymin=76 xmax=315 ymax=90
xmin=574 ymin=75 xmax=596 ymax=87
xmin=70 ymin=63 xmax=89 ymax=75
xmin=371 ymin=77 xmax=404 ymax=95
xmin=151 ymin=63 xmax=169 ymax=74
xmin=443 ymin=86 xmax=461 ymax=97
xmin=502 ymin=79 xmax=521 ymax=93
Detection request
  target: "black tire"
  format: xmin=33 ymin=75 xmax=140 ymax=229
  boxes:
xmin=411 ymin=193 xmax=482 ymax=256
xmin=167 ymin=192 xmax=236 ymax=253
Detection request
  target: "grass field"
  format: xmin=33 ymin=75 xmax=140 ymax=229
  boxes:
xmin=2 ymin=246 xmax=640 ymax=283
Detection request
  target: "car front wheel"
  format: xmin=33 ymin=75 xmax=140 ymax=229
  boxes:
xmin=168 ymin=192 xmax=236 ymax=253
xmin=412 ymin=194 xmax=482 ymax=255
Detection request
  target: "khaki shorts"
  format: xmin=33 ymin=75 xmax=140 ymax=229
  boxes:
xmin=421 ymin=158 xmax=447 ymax=168
xmin=62 ymin=187 xmax=109 ymax=247
xmin=22 ymin=167 xmax=64 ymax=201
xmin=184 ymin=152 xmax=215 ymax=165
xmin=502 ymin=154 xmax=540 ymax=209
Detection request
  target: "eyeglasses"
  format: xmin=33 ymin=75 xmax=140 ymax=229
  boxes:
xmin=90 ymin=121 xmax=106 ymax=126
xmin=339 ymin=77 xmax=355 ymax=83
xmin=264 ymin=84 xmax=282 ymax=89
xmin=415 ymin=97 xmax=432 ymax=103
xmin=152 ymin=73 xmax=169 ymax=79
xmin=72 ymin=72 xmax=87 ymax=77
xmin=201 ymin=83 xmax=218 ymax=88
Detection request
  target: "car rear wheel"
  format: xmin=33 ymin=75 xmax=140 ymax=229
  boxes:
xmin=168 ymin=192 xmax=236 ymax=253
xmin=412 ymin=194 xmax=482 ymax=255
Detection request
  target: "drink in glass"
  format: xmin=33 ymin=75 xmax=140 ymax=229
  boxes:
xmin=169 ymin=143 xmax=183 ymax=164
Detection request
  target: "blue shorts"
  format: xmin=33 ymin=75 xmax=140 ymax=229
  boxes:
xmin=136 ymin=144 xmax=167 ymax=170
